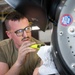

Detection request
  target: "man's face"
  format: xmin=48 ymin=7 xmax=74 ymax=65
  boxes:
xmin=6 ymin=18 xmax=32 ymax=48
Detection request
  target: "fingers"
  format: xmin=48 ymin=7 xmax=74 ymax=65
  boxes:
xmin=17 ymin=47 xmax=36 ymax=65
xmin=19 ymin=41 xmax=36 ymax=52
xmin=17 ymin=41 xmax=37 ymax=65
xmin=21 ymin=41 xmax=36 ymax=48
xmin=19 ymin=47 xmax=36 ymax=55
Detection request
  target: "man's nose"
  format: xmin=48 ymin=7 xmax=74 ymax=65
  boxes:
xmin=23 ymin=31 xmax=28 ymax=37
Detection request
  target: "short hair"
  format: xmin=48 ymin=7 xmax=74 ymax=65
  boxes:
xmin=3 ymin=11 xmax=25 ymax=30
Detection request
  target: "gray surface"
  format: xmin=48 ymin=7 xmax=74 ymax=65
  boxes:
xmin=57 ymin=0 xmax=75 ymax=74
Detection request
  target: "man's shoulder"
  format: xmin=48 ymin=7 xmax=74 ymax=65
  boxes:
xmin=0 ymin=39 xmax=12 ymax=47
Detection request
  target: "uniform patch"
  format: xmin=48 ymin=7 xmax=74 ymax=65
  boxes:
xmin=60 ymin=14 xmax=73 ymax=26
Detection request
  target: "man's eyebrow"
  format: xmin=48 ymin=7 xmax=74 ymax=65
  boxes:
xmin=15 ymin=26 xmax=30 ymax=31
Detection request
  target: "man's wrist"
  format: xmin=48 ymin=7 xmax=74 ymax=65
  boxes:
xmin=15 ymin=61 xmax=23 ymax=68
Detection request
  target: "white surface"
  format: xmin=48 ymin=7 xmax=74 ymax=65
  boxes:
xmin=39 ymin=30 xmax=52 ymax=42
xmin=37 ymin=45 xmax=59 ymax=75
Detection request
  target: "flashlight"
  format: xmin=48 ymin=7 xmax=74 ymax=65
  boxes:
xmin=30 ymin=44 xmax=45 ymax=50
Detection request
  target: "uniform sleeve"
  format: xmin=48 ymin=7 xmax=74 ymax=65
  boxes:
xmin=34 ymin=51 xmax=41 ymax=67
xmin=0 ymin=47 xmax=7 ymax=63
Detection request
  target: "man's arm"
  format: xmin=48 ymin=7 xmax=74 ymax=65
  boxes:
xmin=33 ymin=60 xmax=43 ymax=75
xmin=0 ymin=62 xmax=22 ymax=75
xmin=0 ymin=62 xmax=9 ymax=75
xmin=33 ymin=67 xmax=39 ymax=75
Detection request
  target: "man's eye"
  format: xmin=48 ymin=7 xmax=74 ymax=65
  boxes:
xmin=16 ymin=29 xmax=23 ymax=33
xmin=25 ymin=27 xmax=29 ymax=30
xmin=25 ymin=27 xmax=31 ymax=30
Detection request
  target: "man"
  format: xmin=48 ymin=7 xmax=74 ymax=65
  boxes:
xmin=0 ymin=11 xmax=44 ymax=75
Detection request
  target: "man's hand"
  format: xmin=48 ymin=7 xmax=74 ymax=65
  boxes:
xmin=16 ymin=41 xmax=36 ymax=66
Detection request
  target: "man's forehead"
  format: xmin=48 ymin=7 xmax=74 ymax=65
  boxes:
xmin=8 ymin=19 xmax=29 ymax=29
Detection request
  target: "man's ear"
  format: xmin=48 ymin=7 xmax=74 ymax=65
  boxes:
xmin=6 ymin=31 xmax=12 ymax=39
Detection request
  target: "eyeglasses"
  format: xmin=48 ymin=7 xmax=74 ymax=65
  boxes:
xmin=15 ymin=26 xmax=32 ymax=37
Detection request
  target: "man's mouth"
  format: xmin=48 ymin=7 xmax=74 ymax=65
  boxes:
xmin=22 ymin=37 xmax=30 ymax=41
